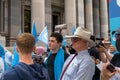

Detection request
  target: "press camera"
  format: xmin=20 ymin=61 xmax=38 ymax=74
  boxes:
xmin=95 ymin=38 xmax=106 ymax=48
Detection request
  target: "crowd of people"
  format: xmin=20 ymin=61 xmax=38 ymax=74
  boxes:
xmin=0 ymin=26 xmax=120 ymax=80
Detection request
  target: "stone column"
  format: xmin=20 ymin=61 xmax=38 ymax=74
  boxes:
xmin=31 ymin=0 xmax=45 ymax=33
xmin=9 ymin=0 xmax=21 ymax=37
xmin=100 ymin=0 xmax=109 ymax=38
xmin=45 ymin=0 xmax=51 ymax=34
xmin=8 ymin=0 xmax=21 ymax=46
xmin=93 ymin=0 xmax=100 ymax=38
xmin=65 ymin=0 xmax=76 ymax=35
xmin=0 ymin=0 xmax=8 ymax=35
xmin=85 ymin=0 xmax=93 ymax=34
xmin=4 ymin=0 xmax=9 ymax=34
xmin=77 ymin=0 xmax=84 ymax=27
xmin=0 ymin=1 xmax=3 ymax=31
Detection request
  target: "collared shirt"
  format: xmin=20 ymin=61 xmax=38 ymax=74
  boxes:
xmin=60 ymin=50 xmax=95 ymax=80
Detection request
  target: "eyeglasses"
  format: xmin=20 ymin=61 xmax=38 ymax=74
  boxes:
xmin=71 ymin=37 xmax=80 ymax=42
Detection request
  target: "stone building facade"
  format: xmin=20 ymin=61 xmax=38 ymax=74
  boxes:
xmin=0 ymin=0 xmax=109 ymax=46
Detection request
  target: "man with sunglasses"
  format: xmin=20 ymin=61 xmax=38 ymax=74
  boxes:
xmin=60 ymin=27 xmax=95 ymax=80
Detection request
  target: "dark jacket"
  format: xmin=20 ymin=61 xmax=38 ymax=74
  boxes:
xmin=111 ymin=53 xmax=120 ymax=67
xmin=1 ymin=62 xmax=50 ymax=80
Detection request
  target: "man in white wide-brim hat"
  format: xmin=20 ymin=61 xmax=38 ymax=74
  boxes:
xmin=60 ymin=27 xmax=95 ymax=80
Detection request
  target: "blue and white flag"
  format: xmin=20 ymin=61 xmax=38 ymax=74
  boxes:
xmin=0 ymin=57 xmax=4 ymax=77
xmin=62 ymin=36 xmax=67 ymax=46
xmin=109 ymin=0 xmax=120 ymax=52
xmin=4 ymin=48 xmax=13 ymax=67
xmin=11 ymin=30 xmax=21 ymax=66
xmin=38 ymin=26 xmax=48 ymax=45
xmin=11 ymin=43 xmax=19 ymax=66
xmin=72 ymin=26 xmax=76 ymax=35
xmin=18 ymin=30 xmax=22 ymax=35
xmin=32 ymin=22 xmax=38 ymax=44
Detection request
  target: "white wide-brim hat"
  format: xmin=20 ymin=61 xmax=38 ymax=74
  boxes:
xmin=66 ymin=27 xmax=95 ymax=47
xmin=102 ymin=37 xmax=111 ymax=44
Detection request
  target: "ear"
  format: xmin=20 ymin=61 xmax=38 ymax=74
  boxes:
xmin=16 ymin=46 xmax=19 ymax=53
xmin=95 ymin=59 xmax=100 ymax=64
xmin=57 ymin=42 xmax=62 ymax=47
xmin=33 ymin=46 xmax=37 ymax=52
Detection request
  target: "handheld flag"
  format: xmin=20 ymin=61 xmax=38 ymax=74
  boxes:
xmin=72 ymin=26 xmax=76 ymax=35
xmin=11 ymin=31 xmax=21 ymax=66
xmin=62 ymin=36 xmax=67 ymax=46
xmin=0 ymin=57 xmax=4 ymax=73
xmin=11 ymin=43 xmax=19 ymax=66
xmin=18 ymin=30 xmax=22 ymax=35
xmin=32 ymin=22 xmax=38 ymax=44
xmin=4 ymin=48 xmax=13 ymax=66
xmin=38 ymin=26 xmax=48 ymax=44
xmin=0 ymin=44 xmax=8 ymax=70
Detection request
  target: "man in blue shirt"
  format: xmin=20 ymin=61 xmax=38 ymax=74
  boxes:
xmin=60 ymin=27 xmax=95 ymax=80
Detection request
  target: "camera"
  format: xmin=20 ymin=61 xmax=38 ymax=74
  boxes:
xmin=95 ymin=38 xmax=106 ymax=48
xmin=95 ymin=42 xmax=105 ymax=48
xmin=107 ymin=63 xmax=115 ymax=72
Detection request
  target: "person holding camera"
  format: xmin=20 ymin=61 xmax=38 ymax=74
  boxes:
xmin=98 ymin=44 xmax=119 ymax=80
xmin=100 ymin=63 xmax=118 ymax=80
xmin=96 ymin=38 xmax=116 ymax=63
xmin=100 ymin=30 xmax=120 ymax=80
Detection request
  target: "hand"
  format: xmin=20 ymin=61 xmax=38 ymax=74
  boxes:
xmin=98 ymin=45 xmax=107 ymax=53
xmin=110 ymin=45 xmax=116 ymax=53
xmin=101 ymin=63 xmax=116 ymax=80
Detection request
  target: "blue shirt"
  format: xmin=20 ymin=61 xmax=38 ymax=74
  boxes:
xmin=60 ymin=50 xmax=95 ymax=80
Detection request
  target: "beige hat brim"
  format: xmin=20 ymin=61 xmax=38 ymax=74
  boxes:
xmin=65 ymin=35 xmax=95 ymax=47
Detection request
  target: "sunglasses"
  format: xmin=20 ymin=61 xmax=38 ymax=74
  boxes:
xmin=71 ymin=37 xmax=80 ymax=42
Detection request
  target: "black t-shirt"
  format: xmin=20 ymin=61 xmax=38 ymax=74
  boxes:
xmin=47 ymin=53 xmax=56 ymax=80
xmin=111 ymin=53 xmax=120 ymax=67
xmin=47 ymin=52 xmax=69 ymax=80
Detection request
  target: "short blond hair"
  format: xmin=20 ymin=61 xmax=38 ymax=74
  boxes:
xmin=16 ymin=33 xmax=35 ymax=54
